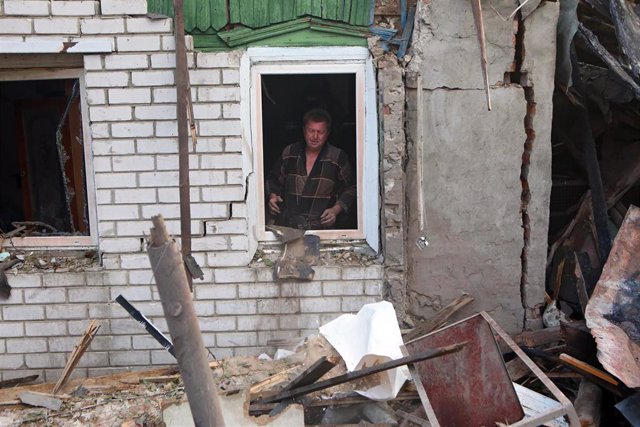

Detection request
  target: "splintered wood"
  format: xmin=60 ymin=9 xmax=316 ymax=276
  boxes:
xmin=53 ymin=320 xmax=100 ymax=394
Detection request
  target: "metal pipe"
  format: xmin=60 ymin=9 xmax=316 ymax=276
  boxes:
xmin=173 ymin=0 xmax=193 ymax=290
xmin=148 ymin=215 xmax=224 ymax=426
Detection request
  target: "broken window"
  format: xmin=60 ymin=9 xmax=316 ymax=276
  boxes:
xmin=0 ymin=71 xmax=95 ymax=246
xmin=262 ymin=73 xmax=359 ymax=231
xmin=251 ymin=53 xmax=378 ymax=248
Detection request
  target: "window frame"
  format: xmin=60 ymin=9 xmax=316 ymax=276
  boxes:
xmin=0 ymin=68 xmax=98 ymax=249
xmin=242 ymin=47 xmax=379 ymax=252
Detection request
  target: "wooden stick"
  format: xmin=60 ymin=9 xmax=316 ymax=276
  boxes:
xmin=559 ymin=353 xmax=619 ymax=386
xmin=53 ymin=320 xmax=100 ymax=394
xmin=404 ymin=293 xmax=473 ymax=342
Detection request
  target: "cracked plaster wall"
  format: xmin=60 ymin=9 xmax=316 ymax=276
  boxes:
xmin=404 ymin=0 xmax=559 ymax=332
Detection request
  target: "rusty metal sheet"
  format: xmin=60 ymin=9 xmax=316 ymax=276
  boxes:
xmin=405 ymin=314 xmax=524 ymax=427
xmin=585 ymin=205 xmax=640 ymax=388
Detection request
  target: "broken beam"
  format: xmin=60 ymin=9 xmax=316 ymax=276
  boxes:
xmin=255 ymin=342 xmax=466 ymax=404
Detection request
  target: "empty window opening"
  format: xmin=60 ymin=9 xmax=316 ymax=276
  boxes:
xmin=261 ymin=73 xmax=359 ymax=231
xmin=0 ymin=78 xmax=90 ymax=238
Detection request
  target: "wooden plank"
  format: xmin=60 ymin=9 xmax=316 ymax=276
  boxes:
xmin=506 ymin=357 xmax=530 ymax=382
xmin=295 ymin=0 xmax=312 ymax=16
xmin=183 ymin=0 xmax=198 ymax=32
xmin=229 ymin=0 xmax=241 ymax=24
xmin=19 ymin=391 xmax=63 ymax=411
xmin=559 ymin=353 xmax=619 ymax=386
xmin=210 ymin=0 xmax=228 ymax=30
xmin=311 ymin=0 xmax=322 ymax=17
xmin=0 ymin=375 xmax=38 ymax=389
xmin=240 ymin=0 xmax=256 ymax=27
xmin=255 ymin=342 xmax=465 ymax=404
xmin=282 ymin=356 xmax=337 ymax=391
xmin=281 ymin=0 xmax=297 ymax=21
xmin=322 ymin=0 xmax=338 ymax=20
xmin=254 ymin=0 xmax=271 ymax=28
xmin=269 ymin=0 xmax=284 ymax=24
xmin=195 ymin=0 xmax=211 ymax=32
xmin=513 ymin=383 xmax=569 ymax=427
xmin=404 ymin=293 xmax=474 ymax=342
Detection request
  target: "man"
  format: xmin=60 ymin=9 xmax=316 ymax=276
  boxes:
xmin=267 ymin=109 xmax=356 ymax=230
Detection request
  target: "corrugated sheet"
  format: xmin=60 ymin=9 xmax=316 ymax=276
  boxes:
xmin=147 ymin=0 xmax=372 ymax=32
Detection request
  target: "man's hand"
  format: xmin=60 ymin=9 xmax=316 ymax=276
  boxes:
xmin=320 ymin=205 xmax=343 ymax=227
xmin=268 ymin=193 xmax=283 ymax=215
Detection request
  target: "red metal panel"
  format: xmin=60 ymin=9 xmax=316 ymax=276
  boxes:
xmin=405 ymin=314 xmax=524 ymax=426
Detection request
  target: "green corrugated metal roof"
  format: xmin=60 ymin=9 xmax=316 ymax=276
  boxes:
xmin=147 ymin=0 xmax=372 ymax=32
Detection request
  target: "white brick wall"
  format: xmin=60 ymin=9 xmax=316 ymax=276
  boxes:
xmin=0 ymin=4 xmax=386 ymax=381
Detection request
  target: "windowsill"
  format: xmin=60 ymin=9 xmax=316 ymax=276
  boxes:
xmin=1 ymin=248 xmax=100 ymax=273
xmin=4 ymin=236 xmax=97 ymax=251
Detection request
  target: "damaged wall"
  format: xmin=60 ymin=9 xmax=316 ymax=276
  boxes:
xmin=0 ymin=0 xmax=383 ymax=381
xmin=405 ymin=0 xmax=559 ymax=332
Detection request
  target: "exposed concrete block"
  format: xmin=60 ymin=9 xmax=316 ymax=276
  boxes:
xmin=409 ymin=0 xmax=516 ymax=90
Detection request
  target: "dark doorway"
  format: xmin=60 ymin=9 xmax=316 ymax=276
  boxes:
xmin=261 ymin=73 xmax=358 ymax=230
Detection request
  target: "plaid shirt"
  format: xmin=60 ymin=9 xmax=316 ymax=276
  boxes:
xmin=267 ymin=142 xmax=356 ymax=229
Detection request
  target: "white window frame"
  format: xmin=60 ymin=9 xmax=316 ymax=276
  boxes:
xmin=241 ymin=47 xmax=379 ymax=252
xmin=0 ymin=68 xmax=98 ymax=249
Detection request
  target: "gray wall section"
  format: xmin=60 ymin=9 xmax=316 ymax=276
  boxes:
xmin=405 ymin=0 xmax=559 ymax=333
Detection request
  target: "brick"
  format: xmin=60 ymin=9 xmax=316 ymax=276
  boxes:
xmin=341 ymin=267 xmax=366 ymax=280
xmin=323 ymin=280 xmax=363 ymax=296
xmin=137 ymin=138 xmax=177 ymax=153
xmin=200 ymin=186 xmax=244 ymax=202
xmin=100 ymin=238 xmax=142 ymax=253
xmin=188 ymin=69 xmax=221 ymax=85
xmin=225 ymin=170 xmax=243 ymax=185
xmin=111 ymin=122 xmax=154 ymax=138
xmin=224 ymin=137 xmax=243 ymax=153
xmin=97 ymin=204 xmax=139 ymax=220
xmin=140 ymin=203 xmax=180 ymax=219
xmin=68 ymin=287 xmax=109 ymax=302
xmin=197 ymin=87 xmax=239 ymax=102
xmin=126 ymin=17 xmax=171 ymax=33
xmin=194 ymin=137 xmax=224 ymax=152
xmin=85 ymin=71 xmax=129 ymax=88
xmin=116 ymin=35 xmax=160 ymax=52
xmin=132 ymin=70 xmax=174 ymax=86
xmin=155 ymin=154 xmax=178 ymax=170
xmin=91 ymin=122 xmax=110 ymax=138
xmin=154 ymin=121 xmax=177 ymax=137
xmin=193 ymin=301 xmax=215 ymax=317
xmin=237 ymin=315 xmax=278 ymax=331
xmin=113 ymin=188 xmax=156 ymax=205
xmin=117 ymin=254 xmax=148 ymax=270
xmin=6 ymin=338 xmax=47 ymax=353
xmin=1 ymin=18 xmax=33 ymax=33
xmin=0 ymin=322 xmax=24 ymax=337
xmin=108 ymin=88 xmax=151 ymax=104
xmin=216 ymin=332 xmax=257 ymax=347
xmin=86 ymin=88 xmax=106 ymax=104
xmin=1 ymin=289 xmax=22 ymax=304
xmin=216 ymin=300 xmax=256 ymax=315
xmin=300 ymin=297 xmax=340 ymax=313
xmin=199 ymin=119 xmax=241 ymax=137
xmin=129 ymin=270 xmax=154 ymax=285
xmin=0 ymin=354 xmax=25 ymax=369
xmin=93 ymin=140 xmax=136 ymax=156
xmin=152 ymin=87 xmax=177 ymax=103
xmin=77 ymin=352 xmax=109 ymax=368
xmin=195 ymin=284 xmax=237 ymax=300
xmin=81 ymin=17 xmax=125 ymax=34
xmin=364 ymin=280 xmax=382 ymax=296
xmin=46 ymin=304 xmax=88 ymax=319
xmin=25 ymin=353 xmax=66 ymax=369
xmin=214 ymin=268 xmax=254 ymax=284
xmin=222 ymin=103 xmax=241 ymax=119
xmin=95 ymin=172 xmax=137 ymax=188
xmin=90 ymin=106 xmax=132 ymax=122
xmin=51 ymin=1 xmax=97 ymax=16
xmin=112 ymin=155 xmax=155 ymax=171
xmin=109 ymin=350 xmax=150 ymax=366
xmin=134 ymin=105 xmax=176 ymax=120
xmin=33 ymin=17 xmax=79 ymax=34
xmin=139 ymin=171 xmax=178 ymax=187
xmin=257 ymin=299 xmax=299 ymax=314
xmin=199 ymin=153 xmax=242 ymax=169
xmin=196 ymin=51 xmax=241 ymax=68
xmin=279 ymin=314 xmax=323 ymax=330
xmin=341 ymin=296 xmax=380 ymax=312
xmin=238 ymin=283 xmax=279 ymax=299
xmin=3 ymin=306 xmax=44 ymax=320
xmin=191 ymin=236 xmax=228 ymax=251
xmin=101 ymin=0 xmax=147 ymax=16
xmin=3 ymin=1 xmax=50 ymax=16
xmin=191 ymin=202 xmax=229 ymax=219
xmin=197 ymin=316 xmax=236 ymax=332
xmin=190 ymin=171 xmax=226 ymax=186
xmin=192 ymin=103 xmax=221 ymax=120
xmin=48 ymin=337 xmax=84 ymax=352
xmin=91 ymin=335 xmax=131 ymax=351
xmin=280 ymin=282 xmax=322 ymax=297
xmin=93 ymin=156 xmax=112 ymax=172
xmin=364 ymin=265 xmax=384 ymax=279
xmin=161 ymin=35 xmax=175 ymax=50
xmin=151 ymin=350 xmax=176 ymax=365
xmin=229 ymin=236 xmax=248 ymax=250
xmin=104 ymin=54 xmax=148 ymax=70
xmin=110 ymin=318 xmax=144 ymax=335
xmin=24 ymin=288 xmax=66 ymax=304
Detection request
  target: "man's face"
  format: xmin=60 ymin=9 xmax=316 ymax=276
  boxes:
xmin=303 ymin=120 xmax=330 ymax=152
